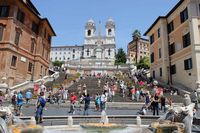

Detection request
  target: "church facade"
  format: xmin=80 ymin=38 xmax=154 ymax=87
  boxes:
xmin=51 ymin=18 xmax=116 ymax=65
xmin=51 ymin=19 xmax=134 ymax=75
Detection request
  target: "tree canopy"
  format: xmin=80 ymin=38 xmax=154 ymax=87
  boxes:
xmin=52 ymin=60 xmax=65 ymax=67
xmin=137 ymin=57 xmax=150 ymax=69
xmin=132 ymin=29 xmax=141 ymax=41
xmin=115 ymin=48 xmax=127 ymax=65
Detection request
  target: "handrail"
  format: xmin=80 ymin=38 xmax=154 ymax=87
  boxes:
xmin=10 ymin=72 xmax=60 ymax=91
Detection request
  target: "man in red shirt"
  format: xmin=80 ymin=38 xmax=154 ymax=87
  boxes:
xmin=68 ymin=92 xmax=77 ymax=114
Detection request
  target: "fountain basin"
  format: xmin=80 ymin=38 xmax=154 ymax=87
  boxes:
xmin=80 ymin=123 xmax=126 ymax=129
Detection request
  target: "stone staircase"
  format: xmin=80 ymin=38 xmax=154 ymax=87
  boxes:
xmin=68 ymin=76 xmax=133 ymax=102
xmin=45 ymin=72 xmax=67 ymax=88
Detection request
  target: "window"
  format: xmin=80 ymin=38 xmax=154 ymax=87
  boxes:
xmin=159 ymin=48 xmax=162 ymax=58
xmin=73 ymin=49 xmax=75 ymax=53
xmin=11 ymin=55 xmax=17 ymax=67
xmin=14 ymin=30 xmax=21 ymax=46
xmin=150 ymin=34 xmax=154 ymax=44
xmin=182 ymin=32 xmax=191 ymax=48
xmin=0 ymin=6 xmax=9 ymax=17
xmin=157 ymin=28 xmax=160 ymax=38
xmin=48 ymin=35 xmax=51 ymax=43
xmin=86 ymin=49 xmax=90 ymax=56
xmin=17 ymin=9 xmax=25 ymax=23
xmin=55 ymin=52 xmax=57 ymax=55
xmin=63 ymin=57 xmax=65 ymax=60
xmin=180 ymin=8 xmax=188 ymax=23
xmin=150 ymin=53 xmax=154 ymax=63
xmin=108 ymin=29 xmax=112 ymax=35
xmin=30 ymin=41 xmax=35 ymax=53
xmin=32 ymin=22 xmax=38 ymax=34
xmin=87 ymin=30 xmax=91 ymax=36
xmin=44 ymin=29 xmax=46 ymax=38
xmin=55 ymin=57 xmax=57 ymax=60
xmin=73 ymin=55 xmax=75 ymax=59
xmin=40 ymin=65 xmax=43 ymax=75
xmin=184 ymin=58 xmax=192 ymax=70
xmin=170 ymin=64 xmax=176 ymax=75
xmin=0 ymin=25 xmax=4 ymax=41
xmin=108 ymin=48 xmax=111 ymax=56
xmin=28 ymin=62 xmax=33 ymax=72
xmin=169 ymin=43 xmax=175 ymax=55
xmin=59 ymin=57 xmax=61 ymax=60
xmin=152 ymin=70 xmax=155 ymax=78
xmin=167 ymin=21 xmax=174 ymax=33
xmin=160 ymin=68 xmax=162 ymax=77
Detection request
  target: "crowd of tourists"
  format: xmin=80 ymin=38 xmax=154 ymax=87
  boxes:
xmin=0 ymin=70 xmax=199 ymax=124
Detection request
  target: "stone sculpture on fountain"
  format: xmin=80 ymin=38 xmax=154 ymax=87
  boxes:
xmin=157 ymin=94 xmax=195 ymax=133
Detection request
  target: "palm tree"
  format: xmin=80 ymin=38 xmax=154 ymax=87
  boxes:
xmin=132 ymin=30 xmax=141 ymax=64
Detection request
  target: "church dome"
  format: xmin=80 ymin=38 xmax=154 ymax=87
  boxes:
xmin=107 ymin=18 xmax=114 ymax=23
xmin=106 ymin=18 xmax=115 ymax=28
xmin=88 ymin=19 xmax=94 ymax=23
xmin=86 ymin=19 xmax=95 ymax=29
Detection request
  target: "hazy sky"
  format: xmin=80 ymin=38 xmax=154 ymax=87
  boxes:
xmin=32 ymin=0 xmax=179 ymax=52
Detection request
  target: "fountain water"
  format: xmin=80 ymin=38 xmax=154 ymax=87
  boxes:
xmin=100 ymin=110 xmax=109 ymax=124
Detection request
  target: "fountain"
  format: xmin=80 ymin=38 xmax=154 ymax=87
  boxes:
xmin=0 ymin=105 xmax=43 ymax=133
xmin=80 ymin=110 xmax=126 ymax=131
xmin=153 ymin=95 xmax=195 ymax=133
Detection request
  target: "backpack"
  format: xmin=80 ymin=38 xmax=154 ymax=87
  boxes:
xmin=39 ymin=97 xmax=46 ymax=108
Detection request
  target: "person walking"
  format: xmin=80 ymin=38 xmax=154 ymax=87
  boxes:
xmin=25 ymin=90 xmax=32 ymax=105
xmin=160 ymin=95 xmax=166 ymax=112
xmin=83 ymin=94 xmax=91 ymax=115
xmin=16 ymin=91 xmax=24 ymax=116
xmin=136 ymin=89 xmax=140 ymax=102
xmin=95 ymin=93 xmax=100 ymax=111
xmin=11 ymin=91 xmax=17 ymax=114
xmin=35 ymin=92 xmax=46 ymax=124
xmin=145 ymin=91 xmax=150 ymax=106
xmin=152 ymin=93 xmax=159 ymax=116
xmin=68 ymin=92 xmax=77 ymax=115
xmin=63 ymin=89 xmax=68 ymax=103
xmin=100 ymin=90 xmax=107 ymax=111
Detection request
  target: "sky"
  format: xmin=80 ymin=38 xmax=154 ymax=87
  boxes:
xmin=32 ymin=0 xmax=179 ymax=52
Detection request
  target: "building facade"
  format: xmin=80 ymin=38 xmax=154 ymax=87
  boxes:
xmin=51 ymin=19 xmax=116 ymax=64
xmin=127 ymin=38 xmax=150 ymax=64
xmin=0 ymin=0 xmax=56 ymax=86
xmin=144 ymin=0 xmax=200 ymax=90
xmin=50 ymin=19 xmax=117 ymax=75
xmin=51 ymin=46 xmax=83 ymax=61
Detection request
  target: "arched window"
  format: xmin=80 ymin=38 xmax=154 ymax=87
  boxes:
xmin=108 ymin=48 xmax=111 ymax=56
xmin=108 ymin=29 xmax=112 ymax=35
xmin=87 ymin=30 xmax=91 ymax=36
xmin=86 ymin=49 xmax=90 ymax=56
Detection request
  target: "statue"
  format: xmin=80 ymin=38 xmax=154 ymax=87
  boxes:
xmin=157 ymin=94 xmax=195 ymax=133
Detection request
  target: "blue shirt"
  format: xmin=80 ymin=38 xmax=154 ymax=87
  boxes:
xmin=17 ymin=93 xmax=23 ymax=106
xmin=26 ymin=91 xmax=32 ymax=99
